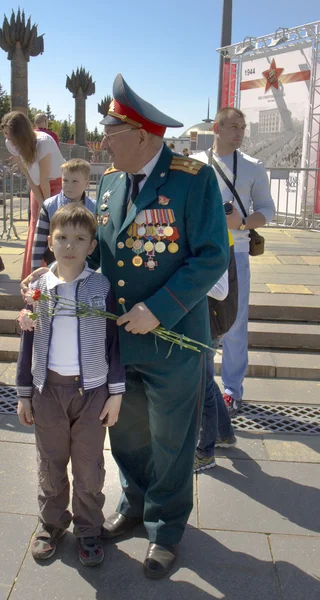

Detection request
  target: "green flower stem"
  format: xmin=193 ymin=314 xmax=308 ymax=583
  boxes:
xmin=36 ymin=298 xmax=211 ymax=353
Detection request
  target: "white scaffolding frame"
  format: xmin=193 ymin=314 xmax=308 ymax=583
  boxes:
xmin=216 ymin=21 xmax=320 ymax=227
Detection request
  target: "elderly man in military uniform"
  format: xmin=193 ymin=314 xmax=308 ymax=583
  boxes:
xmin=92 ymin=74 xmax=229 ymax=578
xmin=23 ymin=74 xmax=229 ymax=578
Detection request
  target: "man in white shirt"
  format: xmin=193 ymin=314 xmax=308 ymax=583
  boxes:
xmin=193 ymin=107 xmax=275 ymax=415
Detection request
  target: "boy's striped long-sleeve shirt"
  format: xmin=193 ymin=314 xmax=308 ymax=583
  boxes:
xmin=31 ymin=192 xmax=96 ymax=270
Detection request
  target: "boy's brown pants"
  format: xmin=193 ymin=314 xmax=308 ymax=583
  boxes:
xmin=32 ymin=370 xmax=107 ymax=538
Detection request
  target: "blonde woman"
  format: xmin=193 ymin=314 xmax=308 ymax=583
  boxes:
xmin=1 ymin=111 xmax=64 ymax=279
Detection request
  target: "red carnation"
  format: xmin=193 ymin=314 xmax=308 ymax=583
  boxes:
xmin=32 ymin=289 xmax=41 ymax=301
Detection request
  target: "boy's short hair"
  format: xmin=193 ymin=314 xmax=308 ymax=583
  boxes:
xmin=61 ymin=158 xmax=91 ymax=179
xmin=50 ymin=203 xmax=97 ymax=240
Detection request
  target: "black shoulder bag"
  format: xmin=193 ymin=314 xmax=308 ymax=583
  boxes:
xmin=210 ymin=150 xmax=265 ymax=256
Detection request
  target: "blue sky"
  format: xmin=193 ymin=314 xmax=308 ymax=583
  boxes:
xmin=1 ymin=0 xmax=319 ymax=136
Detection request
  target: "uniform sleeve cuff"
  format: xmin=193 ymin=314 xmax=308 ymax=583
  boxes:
xmin=16 ymin=386 xmax=33 ymax=398
xmin=108 ymin=383 xmax=125 ymax=395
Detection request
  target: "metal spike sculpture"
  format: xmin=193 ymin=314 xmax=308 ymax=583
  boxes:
xmin=0 ymin=8 xmax=44 ymax=114
xmin=98 ymin=95 xmax=112 ymax=118
xmin=66 ymin=67 xmax=95 ymax=146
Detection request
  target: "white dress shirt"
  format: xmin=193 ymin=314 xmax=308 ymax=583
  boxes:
xmin=191 ymin=149 xmax=275 ymax=253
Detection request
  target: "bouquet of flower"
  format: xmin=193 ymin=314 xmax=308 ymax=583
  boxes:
xmin=18 ymin=288 xmax=212 ymax=355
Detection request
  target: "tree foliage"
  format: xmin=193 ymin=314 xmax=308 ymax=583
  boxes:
xmin=0 ymin=83 xmax=10 ymax=120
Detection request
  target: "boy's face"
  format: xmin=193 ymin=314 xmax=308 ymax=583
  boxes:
xmin=61 ymin=170 xmax=89 ymax=201
xmin=48 ymin=223 xmax=97 ymax=270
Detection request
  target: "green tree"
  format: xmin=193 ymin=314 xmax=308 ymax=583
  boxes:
xmin=0 ymin=83 xmax=10 ymax=119
xmin=46 ymin=103 xmax=55 ymax=121
xmin=60 ymin=120 xmax=71 ymax=142
xmin=28 ymin=102 xmax=44 ymax=123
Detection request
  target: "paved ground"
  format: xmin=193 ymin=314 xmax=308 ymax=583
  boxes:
xmin=0 ymin=205 xmax=319 ymax=599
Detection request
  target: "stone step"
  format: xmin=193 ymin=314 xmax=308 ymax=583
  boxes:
xmin=249 ymin=292 xmax=320 ymax=323
xmin=215 ymin=349 xmax=320 ymax=381
xmin=0 ymin=310 xmax=20 ymax=334
xmin=1 ymin=289 xmax=320 ymax=321
xmin=0 ymin=293 xmax=23 ymax=311
xmin=248 ymin=321 xmax=320 ymax=351
xmin=215 ymin=376 xmax=320 ymax=406
xmin=0 ymin=336 xmax=20 ymax=362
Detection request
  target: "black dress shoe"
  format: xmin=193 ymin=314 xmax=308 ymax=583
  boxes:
xmin=101 ymin=511 xmax=143 ymax=539
xmin=143 ymin=543 xmax=178 ymax=579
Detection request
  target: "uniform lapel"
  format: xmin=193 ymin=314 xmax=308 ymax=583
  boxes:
xmin=119 ymin=145 xmax=173 ymax=235
xmin=107 ymin=174 xmax=130 ymax=233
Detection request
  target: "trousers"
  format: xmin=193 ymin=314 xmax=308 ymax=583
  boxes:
xmin=109 ymin=353 xmax=205 ymax=545
xmin=222 ymin=251 xmax=250 ymax=400
xmin=197 ymin=340 xmax=234 ymax=457
xmin=32 ymin=370 xmax=107 ymax=537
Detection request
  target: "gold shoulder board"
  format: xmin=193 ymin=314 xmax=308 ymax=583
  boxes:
xmin=104 ymin=166 xmax=120 ymax=175
xmin=170 ymin=156 xmax=204 ymax=175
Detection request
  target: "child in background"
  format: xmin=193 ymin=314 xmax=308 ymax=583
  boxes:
xmin=31 ymin=159 xmax=95 ymax=269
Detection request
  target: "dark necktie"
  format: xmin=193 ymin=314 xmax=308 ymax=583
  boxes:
xmin=131 ymin=173 xmax=146 ymax=203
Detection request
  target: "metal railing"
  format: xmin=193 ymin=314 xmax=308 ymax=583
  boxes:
xmin=0 ymin=162 xmax=111 ymax=240
xmin=1 ymin=162 xmax=320 ymax=240
xmin=266 ymin=167 xmax=320 ymax=229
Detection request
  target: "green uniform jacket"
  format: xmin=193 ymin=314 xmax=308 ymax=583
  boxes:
xmin=92 ymin=144 xmax=229 ymax=364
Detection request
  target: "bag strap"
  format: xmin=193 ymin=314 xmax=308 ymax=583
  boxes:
xmin=211 ymin=151 xmax=248 ymax=219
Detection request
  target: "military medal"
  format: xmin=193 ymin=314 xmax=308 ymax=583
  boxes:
xmin=158 ymin=195 xmax=170 ymax=205
xmin=102 ymin=213 xmax=109 ymax=226
xmin=132 ymin=256 xmax=143 ymax=267
xmin=137 ymin=226 xmax=146 ymax=236
xmin=125 ymin=238 xmax=134 ymax=248
xmin=155 ymin=241 xmax=166 ymax=253
xmin=133 ymin=239 xmax=143 ymax=251
xmin=168 ymin=242 xmax=179 ymax=253
xmin=144 ymin=241 xmax=154 ymax=252
xmin=146 ymin=225 xmax=156 ymax=236
xmin=164 ymin=226 xmax=174 ymax=237
xmin=156 ymin=226 xmax=165 ymax=237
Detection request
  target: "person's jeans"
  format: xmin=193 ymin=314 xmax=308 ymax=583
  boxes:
xmin=197 ymin=340 xmax=234 ymax=458
xmin=222 ymin=251 xmax=251 ymax=400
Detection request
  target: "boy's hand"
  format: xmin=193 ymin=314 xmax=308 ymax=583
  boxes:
xmin=20 ymin=268 xmax=49 ymax=299
xmin=99 ymin=395 xmax=122 ymax=427
xmin=17 ymin=398 xmax=34 ymax=427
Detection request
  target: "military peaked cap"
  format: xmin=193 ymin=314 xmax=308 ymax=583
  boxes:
xmin=100 ymin=73 xmax=183 ymax=136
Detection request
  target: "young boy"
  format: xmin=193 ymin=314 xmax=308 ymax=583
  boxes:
xmin=16 ymin=203 xmax=125 ymax=567
xmin=31 ymin=158 xmax=95 ymax=270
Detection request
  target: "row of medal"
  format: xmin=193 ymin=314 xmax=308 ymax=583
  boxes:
xmin=126 ymin=209 xmax=179 ymax=269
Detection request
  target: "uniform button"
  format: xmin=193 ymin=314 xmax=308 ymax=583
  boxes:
xmin=117 ymin=260 xmax=124 ymax=267
xmin=117 ymin=242 xmax=124 ymax=249
xmin=118 ymin=280 xmax=125 ymax=287
xmin=118 ymin=297 xmax=125 ymax=305
xmin=75 ymin=376 xmax=79 ymax=382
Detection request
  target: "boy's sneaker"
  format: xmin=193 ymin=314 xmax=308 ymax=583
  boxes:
xmin=78 ymin=537 xmax=104 ymax=567
xmin=194 ymin=454 xmax=216 ymax=473
xmin=215 ymin=434 xmax=237 ymax=448
xmin=223 ymin=394 xmax=243 ymax=417
xmin=31 ymin=525 xmax=67 ymax=560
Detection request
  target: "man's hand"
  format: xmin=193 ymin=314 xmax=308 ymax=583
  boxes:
xmin=99 ymin=395 xmax=122 ymax=427
xmin=117 ymin=302 xmax=160 ymax=334
xmin=20 ymin=268 xmax=49 ymax=299
xmin=226 ymin=207 xmax=243 ymax=231
xmin=17 ymin=398 xmax=34 ymax=427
